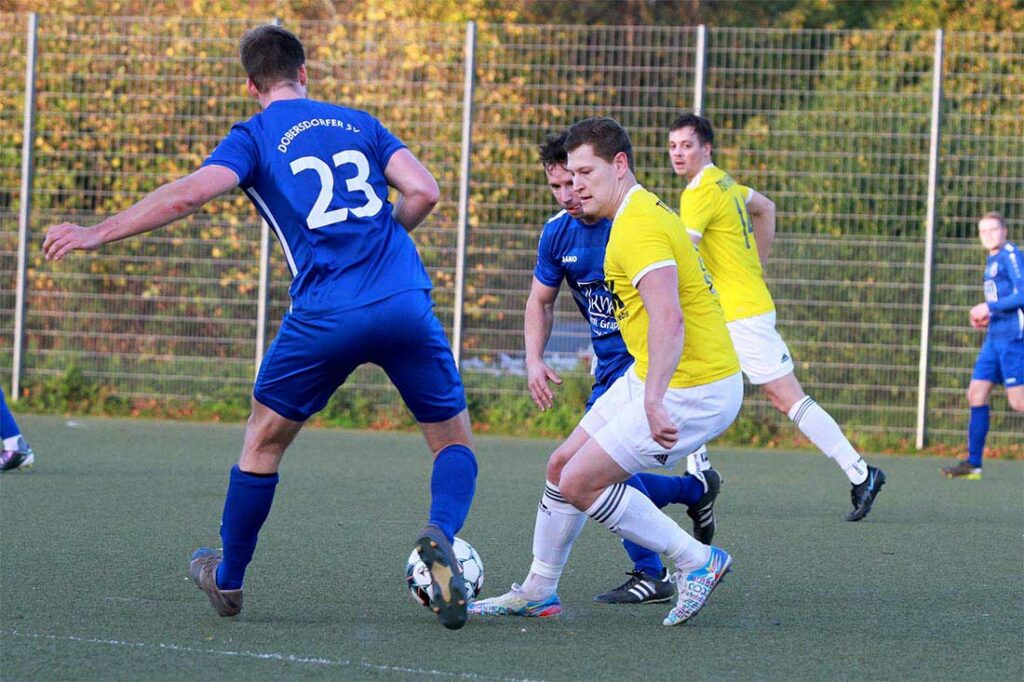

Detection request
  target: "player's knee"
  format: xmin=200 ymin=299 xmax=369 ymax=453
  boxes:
xmin=545 ymin=446 xmax=574 ymax=484
xmin=966 ymin=386 xmax=988 ymax=406
xmin=557 ymin=475 xmax=588 ymax=510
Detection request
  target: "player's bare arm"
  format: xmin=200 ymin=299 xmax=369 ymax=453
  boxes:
xmin=385 ymin=148 xmax=440 ymax=232
xmin=43 ymin=165 xmax=239 ymax=261
xmin=636 ymin=266 xmax=684 ymax=449
xmin=524 ymin=277 xmax=563 ymax=410
xmin=746 ymin=189 xmax=776 ymax=267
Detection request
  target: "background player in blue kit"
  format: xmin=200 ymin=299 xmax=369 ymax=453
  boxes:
xmin=43 ymin=25 xmax=478 ymax=630
xmin=943 ymin=212 xmax=1023 ymax=479
xmin=524 ymin=131 xmax=721 ymax=605
xmin=0 ymin=387 xmax=35 ymax=472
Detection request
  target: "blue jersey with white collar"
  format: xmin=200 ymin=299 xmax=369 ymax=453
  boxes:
xmin=203 ymin=99 xmax=432 ymax=314
xmin=534 ymin=210 xmax=632 ymax=386
xmin=984 ymin=241 xmax=1024 ymax=341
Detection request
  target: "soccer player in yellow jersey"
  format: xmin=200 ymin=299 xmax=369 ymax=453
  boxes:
xmin=668 ymin=113 xmax=886 ymax=521
xmin=471 ymin=117 xmax=741 ymax=627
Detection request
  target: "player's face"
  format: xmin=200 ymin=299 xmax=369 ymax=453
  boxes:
xmin=668 ymin=126 xmax=712 ymax=180
xmin=978 ymin=217 xmax=1007 ymax=253
xmin=567 ymin=144 xmax=622 ymax=219
xmin=544 ymin=163 xmax=586 ymax=219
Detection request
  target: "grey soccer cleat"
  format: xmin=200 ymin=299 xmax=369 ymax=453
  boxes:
xmin=189 ymin=548 xmax=243 ymax=617
xmin=415 ymin=524 xmax=469 ymax=630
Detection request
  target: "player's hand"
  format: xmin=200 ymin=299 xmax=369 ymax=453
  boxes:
xmin=43 ymin=223 xmax=103 ymax=261
xmin=526 ymin=358 xmax=562 ymax=411
xmin=645 ymin=400 xmax=678 ymax=449
xmin=969 ymin=302 xmax=990 ymax=329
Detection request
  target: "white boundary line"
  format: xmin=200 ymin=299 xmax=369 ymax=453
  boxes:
xmin=0 ymin=629 xmax=543 ymax=681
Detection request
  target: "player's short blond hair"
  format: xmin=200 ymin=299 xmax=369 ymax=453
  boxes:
xmin=979 ymin=212 xmax=1005 ymax=228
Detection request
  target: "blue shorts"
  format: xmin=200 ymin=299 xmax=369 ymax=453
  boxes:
xmin=971 ymin=335 xmax=1024 ymax=388
xmin=254 ymin=289 xmax=467 ymax=423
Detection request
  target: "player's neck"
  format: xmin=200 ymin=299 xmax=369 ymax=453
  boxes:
xmin=258 ymin=83 xmax=307 ymax=109
xmin=608 ymin=176 xmax=640 ymax=218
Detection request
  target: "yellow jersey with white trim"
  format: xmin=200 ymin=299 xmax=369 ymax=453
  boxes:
xmin=604 ymin=185 xmax=739 ymax=388
xmin=680 ymin=164 xmax=775 ymax=322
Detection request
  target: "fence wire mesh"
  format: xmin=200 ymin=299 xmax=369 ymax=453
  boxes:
xmin=1 ymin=14 xmax=1020 ymax=446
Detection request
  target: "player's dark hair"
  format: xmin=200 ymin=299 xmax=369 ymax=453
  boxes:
xmin=669 ymin=113 xmax=715 ymax=147
xmin=564 ymin=117 xmax=634 ymax=171
xmin=539 ymin=131 xmax=569 ymax=169
xmin=240 ymin=25 xmax=305 ymax=92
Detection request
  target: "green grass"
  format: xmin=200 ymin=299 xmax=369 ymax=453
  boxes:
xmin=1 ymin=415 xmax=1022 ymax=681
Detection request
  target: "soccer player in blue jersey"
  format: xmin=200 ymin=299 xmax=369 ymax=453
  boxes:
xmin=943 ymin=212 xmax=1023 ymax=479
xmin=0 ymin=388 xmax=35 ymax=472
xmin=522 ymin=131 xmax=722 ymax=606
xmin=42 ymin=25 xmax=477 ymax=629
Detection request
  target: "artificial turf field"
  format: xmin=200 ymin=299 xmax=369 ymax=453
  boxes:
xmin=1 ymin=415 xmax=1021 ymax=681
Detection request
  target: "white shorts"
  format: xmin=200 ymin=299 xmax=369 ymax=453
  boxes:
xmin=579 ymin=368 xmax=743 ymax=475
xmin=727 ymin=311 xmax=795 ymax=385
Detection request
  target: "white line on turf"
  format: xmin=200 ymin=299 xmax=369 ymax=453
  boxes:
xmin=0 ymin=629 xmax=544 ymax=681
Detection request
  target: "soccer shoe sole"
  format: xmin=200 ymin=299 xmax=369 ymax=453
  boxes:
xmin=189 ymin=548 xmax=243 ymax=617
xmin=941 ymin=469 xmax=982 ymax=480
xmin=663 ymin=555 xmax=733 ymax=627
xmin=415 ymin=533 xmax=469 ymax=630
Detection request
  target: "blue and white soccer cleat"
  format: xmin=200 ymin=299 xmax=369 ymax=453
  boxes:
xmin=467 ymin=583 xmax=562 ymax=617
xmin=663 ymin=546 xmax=732 ymax=626
xmin=0 ymin=437 xmax=34 ymax=472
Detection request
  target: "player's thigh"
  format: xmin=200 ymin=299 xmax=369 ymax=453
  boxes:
xmin=994 ymin=337 xmax=1024 ymax=396
xmin=373 ymin=290 xmax=468 ymax=425
xmin=727 ymin=312 xmax=795 ymax=385
xmin=254 ymin=311 xmax=366 ymax=422
xmin=1005 ymin=385 xmax=1024 ymax=412
xmin=591 ymin=371 xmax=743 ymax=476
xmin=971 ymin=337 xmax=1004 ymax=392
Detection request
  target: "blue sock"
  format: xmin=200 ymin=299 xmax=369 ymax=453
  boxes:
xmin=622 ymin=475 xmax=666 ymax=577
xmin=217 ymin=465 xmax=279 ymax=590
xmin=634 ymin=472 xmax=705 ymax=507
xmin=967 ymin=405 xmax=989 ymax=467
xmin=0 ymin=388 xmax=21 ymax=441
xmin=428 ymin=444 xmax=477 ymax=542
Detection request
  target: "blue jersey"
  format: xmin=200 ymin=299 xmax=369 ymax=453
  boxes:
xmin=203 ymin=99 xmax=432 ymax=314
xmin=983 ymin=241 xmax=1024 ymax=341
xmin=534 ymin=210 xmax=632 ymax=387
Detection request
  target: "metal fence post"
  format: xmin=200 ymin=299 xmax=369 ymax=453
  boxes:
xmin=451 ymin=20 xmax=476 ymax=368
xmin=252 ymin=17 xmax=280 ymax=378
xmin=12 ymin=12 xmax=38 ymax=401
xmin=916 ymin=28 xmax=944 ymax=450
xmin=693 ymin=24 xmax=706 ymax=115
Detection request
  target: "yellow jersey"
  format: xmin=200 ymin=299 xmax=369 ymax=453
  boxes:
xmin=604 ymin=185 xmax=739 ymax=389
xmin=680 ymin=164 xmax=775 ymax=322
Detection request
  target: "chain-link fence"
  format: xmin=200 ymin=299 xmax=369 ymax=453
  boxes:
xmin=0 ymin=14 xmax=1020 ymax=447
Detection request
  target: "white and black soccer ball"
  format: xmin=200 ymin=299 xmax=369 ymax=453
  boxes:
xmin=406 ymin=536 xmax=484 ymax=608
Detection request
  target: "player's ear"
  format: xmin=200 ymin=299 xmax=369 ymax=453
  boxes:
xmin=297 ymin=64 xmax=307 ymax=87
xmin=613 ymin=151 xmax=630 ymax=177
xmin=246 ymin=78 xmax=261 ymax=98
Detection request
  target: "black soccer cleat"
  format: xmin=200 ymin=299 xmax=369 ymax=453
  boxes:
xmin=593 ymin=569 xmax=675 ymax=604
xmin=686 ymin=468 xmax=721 ymax=544
xmin=845 ymin=465 xmax=886 ymax=522
xmin=415 ymin=524 xmax=469 ymax=630
xmin=0 ymin=437 xmax=34 ymax=472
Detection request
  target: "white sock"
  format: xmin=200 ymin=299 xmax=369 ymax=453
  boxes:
xmin=519 ymin=481 xmax=586 ymax=600
xmin=788 ymin=396 xmax=868 ymax=484
xmin=3 ymin=435 xmax=21 ymax=451
xmin=686 ymin=444 xmax=711 ymax=477
xmin=585 ymin=483 xmax=709 ymax=574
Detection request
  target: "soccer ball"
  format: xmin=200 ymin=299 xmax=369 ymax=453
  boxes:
xmin=406 ymin=536 xmax=484 ymax=608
